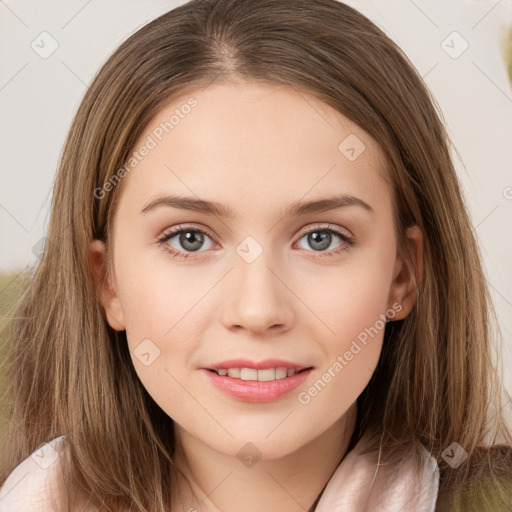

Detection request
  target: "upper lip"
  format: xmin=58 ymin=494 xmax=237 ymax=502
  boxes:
xmin=205 ymin=358 xmax=312 ymax=371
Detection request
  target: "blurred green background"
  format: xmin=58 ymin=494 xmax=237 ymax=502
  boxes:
xmin=0 ymin=272 xmax=28 ymax=447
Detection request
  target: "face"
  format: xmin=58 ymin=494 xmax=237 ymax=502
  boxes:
xmin=92 ymin=80 xmax=421 ymax=460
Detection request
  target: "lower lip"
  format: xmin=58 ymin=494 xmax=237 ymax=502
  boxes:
xmin=201 ymin=368 xmax=313 ymax=403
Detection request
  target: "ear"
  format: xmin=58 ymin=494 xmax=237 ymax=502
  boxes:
xmin=89 ymin=239 xmax=126 ymax=331
xmin=387 ymin=225 xmax=423 ymax=321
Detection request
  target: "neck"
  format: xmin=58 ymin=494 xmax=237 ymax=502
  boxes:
xmin=171 ymin=403 xmax=358 ymax=512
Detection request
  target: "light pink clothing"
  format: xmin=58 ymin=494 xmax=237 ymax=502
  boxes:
xmin=315 ymin=433 xmax=439 ymax=511
xmin=0 ymin=434 xmax=439 ymax=511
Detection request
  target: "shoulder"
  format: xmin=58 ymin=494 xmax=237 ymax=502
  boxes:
xmin=315 ymin=432 xmax=439 ymax=511
xmin=0 ymin=436 xmax=68 ymax=512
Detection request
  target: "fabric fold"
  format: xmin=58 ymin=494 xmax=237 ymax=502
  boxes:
xmin=315 ymin=434 xmax=439 ymax=511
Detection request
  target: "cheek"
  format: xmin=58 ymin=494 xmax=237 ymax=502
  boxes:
xmin=305 ymin=244 xmax=395 ymax=344
xmin=310 ymin=277 xmax=388 ymax=383
xmin=297 ymin=261 xmax=393 ymax=418
xmin=114 ymin=250 xmax=217 ymax=405
xmin=117 ymin=266 xmax=199 ymax=416
xmin=116 ymin=246 xmax=209 ymax=338
xmin=301 ymin=240 xmax=395 ymax=384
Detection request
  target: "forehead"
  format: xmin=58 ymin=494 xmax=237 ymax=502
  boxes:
xmin=115 ymin=80 xmax=390 ymax=220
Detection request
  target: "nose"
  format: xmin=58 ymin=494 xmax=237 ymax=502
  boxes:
xmin=221 ymin=249 xmax=294 ymax=334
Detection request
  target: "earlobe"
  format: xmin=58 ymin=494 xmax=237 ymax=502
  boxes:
xmin=387 ymin=226 xmax=423 ymax=321
xmin=89 ymin=239 xmax=126 ymax=331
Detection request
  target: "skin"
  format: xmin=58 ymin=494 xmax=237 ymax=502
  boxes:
xmin=90 ymin=79 xmax=422 ymax=512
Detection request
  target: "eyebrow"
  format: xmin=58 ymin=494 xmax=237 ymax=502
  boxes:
xmin=140 ymin=193 xmax=374 ymax=218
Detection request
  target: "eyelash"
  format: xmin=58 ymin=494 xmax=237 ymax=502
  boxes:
xmin=157 ymin=224 xmax=354 ymax=261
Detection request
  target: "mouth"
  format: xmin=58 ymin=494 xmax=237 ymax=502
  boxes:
xmin=206 ymin=366 xmax=313 ymax=381
xmin=202 ymin=365 xmax=314 ymax=403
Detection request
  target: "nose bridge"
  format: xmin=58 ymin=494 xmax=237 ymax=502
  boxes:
xmin=221 ymin=236 xmax=292 ymax=332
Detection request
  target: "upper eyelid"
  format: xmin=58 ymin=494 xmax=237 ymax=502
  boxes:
xmin=302 ymin=223 xmax=352 ymax=237
xmin=159 ymin=223 xmax=353 ymax=245
xmin=159 ymin=224 xmax=218 ymax=243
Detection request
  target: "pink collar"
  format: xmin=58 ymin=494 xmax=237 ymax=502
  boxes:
xmin=315 ymin=433 xmax=439 ymax=511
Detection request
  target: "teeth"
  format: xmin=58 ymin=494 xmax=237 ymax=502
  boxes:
xmin=276 ymin=367 xmax=288 ymax=379
xmin=257 ymin=368 xmax=275 ymax=381
xmin=215 ymin=367 xmax=301 ymax=381
xmin=240 ymin=368 xmax=258 ymax=380
xmin=227 ymin=368 xmax=241 ymax=378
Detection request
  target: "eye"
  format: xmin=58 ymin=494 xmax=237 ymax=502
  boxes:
xmin=157 ymin=223 xmax=354 ymax=261
xmin=157 ymin=225 xmax=217 ymax=260
xmin=295 ymin=224 xmax=354 ymax=257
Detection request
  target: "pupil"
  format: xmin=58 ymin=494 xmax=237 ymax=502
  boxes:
xmin=177 ymin=230 xmax=332 ymax=252
xmin=309 ymin=231 xmax=330 ymax=251
xmin=181 ymin=231 xmax=204 ymax=251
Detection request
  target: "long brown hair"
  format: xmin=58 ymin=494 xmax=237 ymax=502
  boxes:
xmin=1 ymin=0 xmax=511 ymax=510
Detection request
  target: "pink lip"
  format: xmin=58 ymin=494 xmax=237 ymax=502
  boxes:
xmin=204 ymin=358 xmax=310 ymax=371
xmin=201 ymin=367 xmax=313 ymax=403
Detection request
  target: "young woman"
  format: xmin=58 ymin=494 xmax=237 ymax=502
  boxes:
xmin=0 ymin=0 xmax=511 ymax=510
